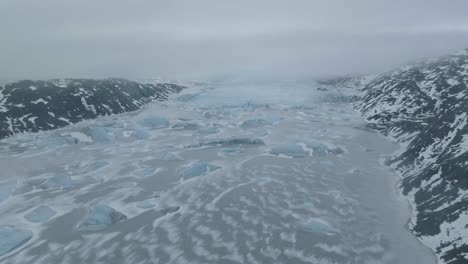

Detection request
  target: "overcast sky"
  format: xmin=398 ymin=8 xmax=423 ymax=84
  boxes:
xmin=1 ymin=0 xmax=468 ymax=81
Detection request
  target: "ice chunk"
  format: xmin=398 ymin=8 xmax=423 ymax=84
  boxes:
xmin=41 ymin=175 xmax=74 ymax=189
xmin=240 ymin=119 xmax=272 ymax=129
xmin=220 ymin=147 xmax=242 ymax=155
xmin=137 ymin=116 xmax=169 ymax=129
xmin=197 ymin=126 xmax=220 ymax=135
xmin=248 ymin=128 xmax=268 ymax=137
xmin=189 ymin=138 xmax=264 ymax=148
xmin=77 ymin=205 xmax=127 ymax=231
xmin=0 ymin=226 xmax=33 ymax=256
xmin=299 ymin=218 xmax=339 ymax=236
xmin=176 ymin=94 xmax=199 ymax=102
xmin=270 ymin=144 xmax=307 ymax=158
xmin=71 ymin=160 xmax=110 ymax=175
xmin=136 ymin=200 xmax=156 ymax=209
xmin=155 ymin=152 xmax=184 ymax=161
xmin=37 ymin=135 xmax=69 ymax=148
xmin=24 ymin=206 xmax=57 ymax=223
xmin=306 ymin=142 xmax=329 ymax=156
xmin=178 ymin=161 xmax=221 ymax=180
xmin=0 ymin=180 xmax=16 ymax=203
xmin=172 ymin=122 xmax=200 ymax=130
xmin=160 ymin=206 xmax=180 ymax=215
xmin=135 ymin=167 xmax=157 ymax=177
xmin=83 ymin=126 xmax=114 ymax=143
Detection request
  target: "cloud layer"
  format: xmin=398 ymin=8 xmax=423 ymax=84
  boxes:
xmin=1 ymin=0 xmax=468 ymax=80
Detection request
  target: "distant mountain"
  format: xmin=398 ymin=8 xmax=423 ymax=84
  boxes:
xmin=0 ymin=78 xmax=184 ymax=140
xmin=356 ymin=49 xmax=468 ymax=264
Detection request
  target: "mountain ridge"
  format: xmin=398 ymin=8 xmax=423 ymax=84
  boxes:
xmin=355 ymin=49 xmax=468 ymax=264
xmin=0 ymin=78 xmax=185 ymax=140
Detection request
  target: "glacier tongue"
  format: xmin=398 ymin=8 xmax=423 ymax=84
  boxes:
xmin=0 ymin=81 xmax=436 ymax=264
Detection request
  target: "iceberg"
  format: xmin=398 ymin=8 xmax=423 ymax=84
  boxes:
xmin=270 ymin=144 xmax=307 ymax=158
xmin=299 ymin=218 xmax=339 ymax=236
xmin=171 ymin=122 xmax=200 ymax=130
xmin=24 ymin=206 xmax=57 ymax=223
xmin=82 ymin=126 xmax=114 ymax=143
xmin=160 ymin=206 xmax=180 ymax=215
xmin=41 ymin=175 xmax=75 ymax=190
xmin=178 ymin=161 xmax=221 ymax=180
xmin=71 ymin=160 xmax=110 ymax=175
xmin=240 ymin=119 xmax=272 ymax=129
xmin=189 ymin=138 xmax=264 ymax=148
xmin=156 ymin=152 xmax=184 ymax=161
xmin=0 ymin=226 xmax=33 ymax=256
xmin=197 ymin=126 xmax=220 ymax=135
xmin=77 ymin=205 xmax=127 ymax=231
xmin=137 ymin=116 xmax=169 ymax=129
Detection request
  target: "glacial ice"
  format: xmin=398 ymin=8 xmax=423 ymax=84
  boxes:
xmin=270 ymin=144 xmax=307 ymax=158
xmin=190 ymin=138 xmax=264 ymax=148
xmin=136 ymin=200 xmax=156 ymax=209
xmin=77 ymin=205 xmax=127 ymax=231
xmin=0 ymin=180 xmax=16 ymax=203
xmin=178 ymin=161 xmax=221 ymax=180
xmin=160 ymin=206 xmax=180 ymax=215
xmin=36 ymin=135 xmax=69 ymax=148
xmin=24 ymin=206 xmax=57 ymax=223
xmin=171 ymin=122 xmax=200 ymax=130
xmin=137 ymin=116 xmax=169 ymax=129
xmin=220 ymin=147 xmax=242 ymax=155
xmin=41 ymin=175 xmax=75 ymax=189
xmin=197 ymin=126 xmax=220 ymax=135
xmin=0 ymin=227 xmax=32 ymax=256
xmin=71 ymin=160 xmax=110 ymax=175
xmin=240 ymin=118 xmax=272 ymax=129
xmin=155 ymin=152 xmax=184 ymax=161
xmin=299 ymin=218 xmax=339 ymax=236
xmin=84 ymin=126 xmax=114 ymax=143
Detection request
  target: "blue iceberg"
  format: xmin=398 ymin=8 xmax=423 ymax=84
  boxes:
xmin=138 ymin=116 xmax=169 ymax=129
xmin=270 ymin=144 xmax=307 ymax=158
xmin=77 ymin=205 xmax=127 ymax=231
xmin=24 ymin=206 xmax=57 ymax=223
xmin=41 ymin=175 xmax=75 ymax=190
xmin=0 ymin=226 xmax=33 ymax=256
xmin=178 ymin=161 xmax=221 ymax=180
xmin=240 ymin=119 xmax=272 ymax=129
xmin=299 ymin=218 xmax=339 ymax=236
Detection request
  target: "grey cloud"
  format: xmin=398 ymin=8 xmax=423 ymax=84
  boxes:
xmin=1 ymin=0 xmax=468 ymax=81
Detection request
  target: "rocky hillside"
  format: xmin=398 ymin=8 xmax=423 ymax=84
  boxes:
xmin=357 ymin=49 xmax=468 ymax=264
xmin=0 ymin=78 xmax=184 ymax=140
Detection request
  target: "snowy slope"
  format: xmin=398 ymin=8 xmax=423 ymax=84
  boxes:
xmin=0 ymin=79 xmax=184 ymax=140
xmin=357 ymin=49 xmax=468 ymax=264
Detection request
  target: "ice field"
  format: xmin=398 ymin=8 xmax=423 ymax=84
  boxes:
xmin=0 ymin=81 xmax=436 ymax=263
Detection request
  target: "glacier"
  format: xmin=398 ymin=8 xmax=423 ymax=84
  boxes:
xmin=0 ymin=80 xmax=436 ymax=264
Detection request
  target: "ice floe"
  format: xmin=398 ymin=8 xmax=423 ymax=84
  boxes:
xmin=137 ymin=116 xmax=169 ymax=129
xmin=0 ymin=226 xmax=33 ymax=256
xmin=178 ymin=161 xmax=221 ymax=180
xmin=299 ymin=218 xmax=339 ymax=236
xmin=41 ymin=175 xmax=75 ymax=190
xmin=270 ymin=144 xmax=307 ymax=158
xmin=77 ymin=205 xmax=127 ymax=231
xmin=24 ymin=206 xmax=57 ymax=223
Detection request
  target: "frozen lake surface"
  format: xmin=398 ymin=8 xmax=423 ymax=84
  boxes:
xmin=0 ymin=81 xmax=435 ymax=263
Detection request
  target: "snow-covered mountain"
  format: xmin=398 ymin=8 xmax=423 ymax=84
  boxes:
xmin=357 ymin=49 xmax=468 ymax=264
xmin=0 ymin=78 xmax=184 ymax=140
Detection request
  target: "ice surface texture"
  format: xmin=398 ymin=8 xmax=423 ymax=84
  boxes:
xmin=0 ymin=227 xmax=32 ymax=256
xmin=24 ymin=206 xmax=57 ymax=223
